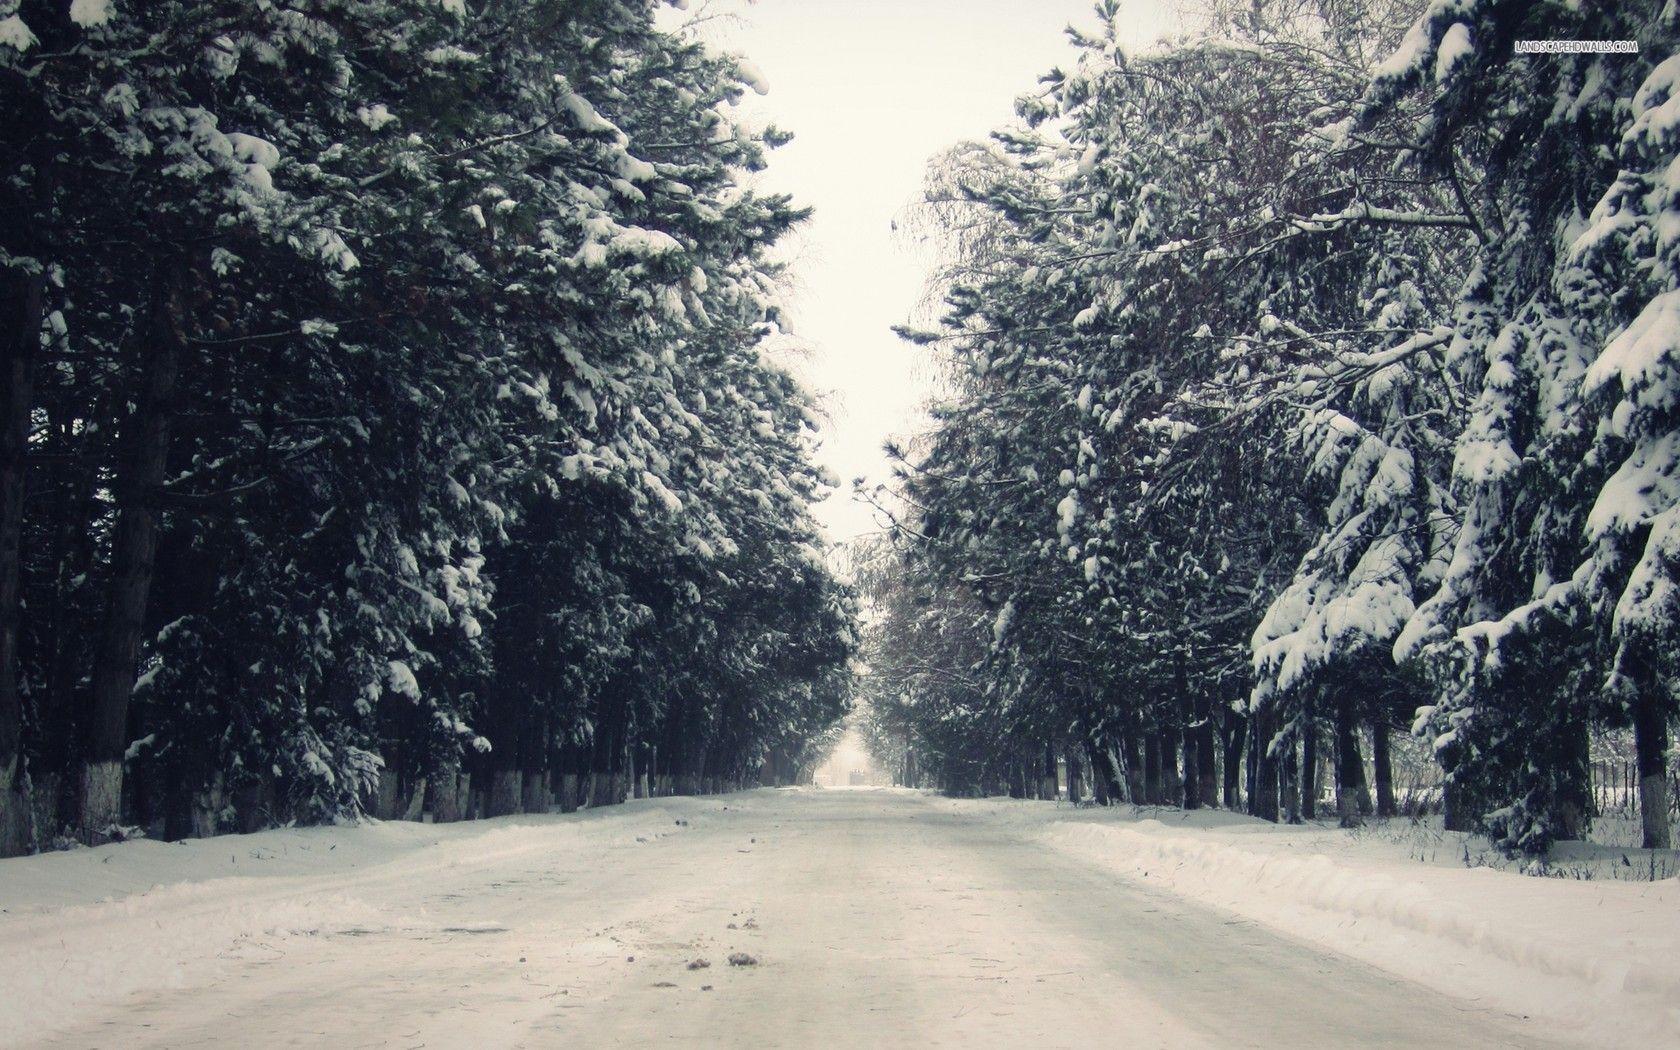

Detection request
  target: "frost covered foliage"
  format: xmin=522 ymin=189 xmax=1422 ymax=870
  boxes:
xmin=875 ymin=0 xmax=1679 ymax=852
xmin=0 ymin=0 xmax=853 ymax=852
xmin=1371 ymin=0 xmax=1680 ymax=851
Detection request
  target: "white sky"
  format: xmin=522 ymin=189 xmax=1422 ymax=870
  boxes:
xmin=689 ymin=0 xmax=1181 ymax=541
xmin=811 ymin=729 xmax=881 ymax=786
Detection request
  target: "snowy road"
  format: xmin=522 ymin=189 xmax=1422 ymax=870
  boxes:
xmin=17 ymin=790 xmax=1565 ymax=1049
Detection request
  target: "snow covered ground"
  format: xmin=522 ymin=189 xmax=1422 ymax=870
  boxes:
xmin=1000 ymin=799 xmax=1680 ymax=1046
xmin=0 ymin=789 xmax=1670 ymax=1048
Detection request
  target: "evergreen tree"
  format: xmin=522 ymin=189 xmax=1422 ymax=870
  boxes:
xmin=0 ymin=0 xmax=855 ymax=853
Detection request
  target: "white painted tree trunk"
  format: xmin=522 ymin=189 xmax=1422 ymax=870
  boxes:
xmin=1639 ymin=774 xmax=1672 ymax=851
xmin=375 ymin=768 xmax=400 ymax=819
xmin=521 ymin=770 xmax=548 ymax=814
xmin=489 ymin=770 xmax=522 ymax=816
xmin=432 ymin=768 xmax=461 ymax=823
xmin=78 ymin=761 xmax=122 ymax=844
xmin=401 ymin=778 xmax=427 ymax=822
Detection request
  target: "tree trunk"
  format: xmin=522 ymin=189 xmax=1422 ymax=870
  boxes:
xmin=401 ymin=777 xmax=427 ymax=821
xmin=522 ymin=769 xmax=548 ymax=814
xmin=1253 ymin=710 xmax=1280 ymax=822
xmin=1108 ymin=747 xmax=1131 ymax=804
xmin=1065 ymin=745 xmax=1084 ymax=804
xmin=1280 ymin=733 xmax=1301 ymax=825
xmin=432 ymin=767 xmax=462 ymax=823
xmin=1086 ymin=742 xmax=1110 ymax=806
xmin=1626 ymin=668 xmax=1666 ymax=846
xmin=1300 ymin=718 xmax=1318 ymax=821
xmin=1371 ymin=718 xmax=1397 ymax=819
xmin=1143 ymin=732 xmax=1163 ymax=805
xmin=1161 ymin=727 xmax=1183 ymax=807
xmin=1182 ymin=726 xmax=1202 ymax=810
xmin=1333 ymin=694 xmax=1364 ymax=828
xmin=618 ymin=737 xmax=634 ymax=801
xmin=1195 ymin=721 xmax=1218 ymax=811
xmin=521 ymin=714 xmax=549 ymax=813
xmin=588 ymin=722 xmax=617 ymax=806
xmin=1442 ymin=775 xmax=1476 ymax=832
xmin=39 ymin=394 xmax=99 ymax=841
xmin=80 ymin=282 xmax=185 ymax=843
xmin=1553 ymin=719 xmax=1592 ymax=841
xmin=635 ymin=741 xmax=653 ymax=799
xmin=1312 ymin=729 xmax=1330 ymax=815
xmin=558 ymin=738 xmax=580 ymax=813
xmin=1090 ymin=740 xmax=1123 ymax=805
xmin=1633 ymin=693 xmax=1672 ymax=850
xmin=1040 ymin=739 xmax=1058 ymax=801
xmin=488 ymin=770 xmax=522 ymax=817
xmin=0 ymin=270 xmax=43 ymax=858
xmin=375 ymin=766 xmax=401 ymax=820
xmin=1244 ymin=712 xmax=1258 ymax=811
xmin=191 ymin=771 xmax=225 ymax=838
xmin=1122 ymin=732 xmax=1144 ymax=804
xmin=1222 ymin=716 xmax=1245 ymax=810
xmin=233 ymin=778 xmax=271 ymax=835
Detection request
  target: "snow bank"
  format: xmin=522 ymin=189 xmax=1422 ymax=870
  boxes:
xmin=1019 ymin=806 xmax=1680 ymax=1046
xmin=0 ymin=802 xmax=704 ymax=1047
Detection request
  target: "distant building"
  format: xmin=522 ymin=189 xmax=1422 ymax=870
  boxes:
xmin=848 ymin=770 xmax=866 ymax=786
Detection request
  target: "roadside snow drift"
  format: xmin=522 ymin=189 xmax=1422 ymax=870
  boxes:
xmin=1023 ymin=804 xmax=1680 ymax=1046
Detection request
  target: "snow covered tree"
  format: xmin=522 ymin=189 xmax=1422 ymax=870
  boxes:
xmin=0 ymin=0 xmax=855 ymax=853
xmin=1370 ymin=0 xmax=1678 ymax=850
xmin=878 ymin=2 xmax=1432 ymax=821
xmin=877 ymin=0 xmax=1676 ymax=857
xmin=1565 ymin=46 xmax=1680 ymax=850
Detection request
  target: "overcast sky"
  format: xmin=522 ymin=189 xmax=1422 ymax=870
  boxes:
xmin=688 ymin=0 xmax=1180 ymax=542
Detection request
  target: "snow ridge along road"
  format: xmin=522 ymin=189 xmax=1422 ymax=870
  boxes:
xmin=0 ymin=789 xmax=1633 ymax=1048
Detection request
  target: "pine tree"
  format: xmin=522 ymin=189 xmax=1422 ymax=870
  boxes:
xmin=0 ymin=0 xmax=856 ymax=852
xmin=1370 ymin=0 xmax=1675 ymax=850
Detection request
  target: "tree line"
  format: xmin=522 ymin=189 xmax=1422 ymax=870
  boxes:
xmin=0 ymin=0 xmax=855 ymax=856
xmin=863 ymin=0 xmax=1679 ymax=853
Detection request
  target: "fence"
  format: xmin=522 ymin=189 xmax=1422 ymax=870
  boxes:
xmin=1592 ymin=760 xmax=1680 ymax=818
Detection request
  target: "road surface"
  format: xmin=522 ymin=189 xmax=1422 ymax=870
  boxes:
xmin=27 ymin=790 xmax=1561 ymax=1049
